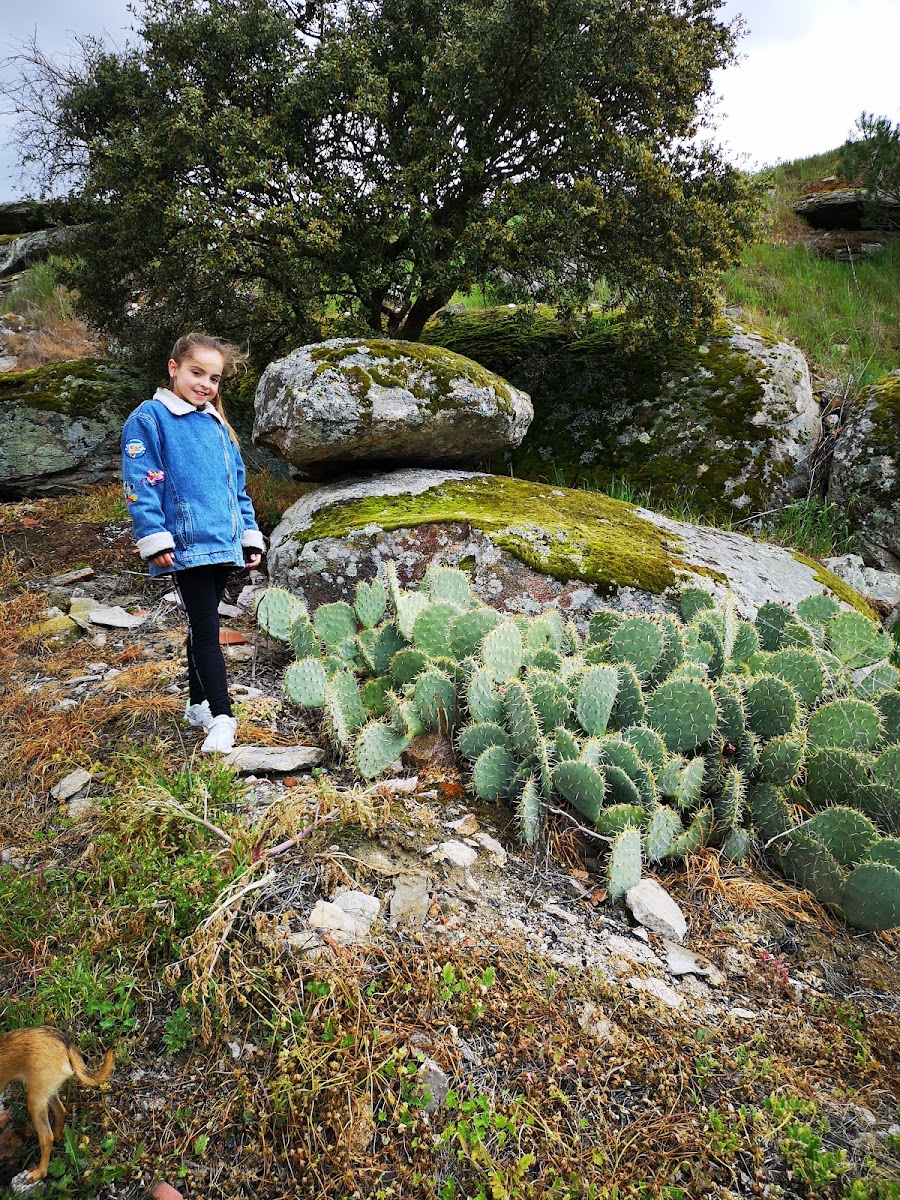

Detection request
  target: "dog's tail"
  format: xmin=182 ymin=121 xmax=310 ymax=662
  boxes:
xmin=67 ymin=1046 xmax=114 ymax=1087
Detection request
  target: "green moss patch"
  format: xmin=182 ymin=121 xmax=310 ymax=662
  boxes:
xmin=0 ymin=358 xmax=145 ymax=419
xmin=871 ymin=373 xmax=900 ymax=458
xmin=307 ymin=338 xmax=515 ymax=414
xmin=424 ymin=308 xmax=800 ymax=516
xmin=791 ymin=552 xmax=877 ymax=620
xmin=297 ymin=474 xmax=706 ymax=595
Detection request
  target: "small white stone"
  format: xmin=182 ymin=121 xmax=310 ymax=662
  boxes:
xmin=628 ymin=976 xmax=684 ymax=1008
xmin=473 ymin=831 xmax=507 ymax=865
xmin=50 ymin=768 xmax=93 ymax=801
xmin=625 ymin=878 xmax=688 ymax=942
xmin=431 ymin=840 xmax=478 ymax=868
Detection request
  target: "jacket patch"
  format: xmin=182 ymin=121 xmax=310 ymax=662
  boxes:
xmin=124 ymin=482 xmax=137 ymax=505
xmin=145 ymin=469 xmax=165 ymax=486
xmin=125 ymin=439 xmax=146 ymax=459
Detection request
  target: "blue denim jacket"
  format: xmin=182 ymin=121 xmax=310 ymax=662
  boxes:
xmin=122 ymin=388 xmax=265 ymax=577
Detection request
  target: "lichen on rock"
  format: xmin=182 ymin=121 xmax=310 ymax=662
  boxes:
xmin=0 ymin=358 xmax=145 ymax=498
xmin=829 ymin=372 xmax=900 ymax=573
xmin=253 ymin=337 xmax=532 ymax=476
xmin=268 ymin=468 xmax=868 ymax=621
xmin=423 ymin=308 xmax=819 ymax=516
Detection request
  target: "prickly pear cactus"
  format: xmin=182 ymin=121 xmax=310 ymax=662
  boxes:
xmin=255 ymin=570 xmax=900 ymax=930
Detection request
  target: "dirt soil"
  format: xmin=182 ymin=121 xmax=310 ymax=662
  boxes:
xmin=0 ymin=497 xmax=899 ymax=1200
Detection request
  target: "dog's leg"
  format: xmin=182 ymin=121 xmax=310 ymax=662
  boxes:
xmin=25 ymin=1095 xmax=54 ymax=1182
xmin=50 ymin=1093 xmax=66 ymax=1140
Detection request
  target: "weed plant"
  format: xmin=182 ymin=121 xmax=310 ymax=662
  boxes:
xmin=724 ymin=241 xmax=899 ymax=388
xmin=5 ymin=259 xmax=77 ymax=327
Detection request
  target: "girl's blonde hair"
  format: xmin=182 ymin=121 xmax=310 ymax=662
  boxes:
xmin=168 ymin=331 xmax=248 ymax=446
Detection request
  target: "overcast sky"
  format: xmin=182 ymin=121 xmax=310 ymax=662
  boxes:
xmin=1 ymin=0 xmax=898 ymax=201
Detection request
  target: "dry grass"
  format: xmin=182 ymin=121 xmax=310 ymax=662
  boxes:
xmin=6 ymin=319 xmax=106 ymax=368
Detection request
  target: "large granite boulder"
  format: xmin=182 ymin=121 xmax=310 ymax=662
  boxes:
xmin=253 ymin=338 xmax=532 ymax=476
xmin=268 ymin=468 xmax=871 ymax=622
xmin=0 ymin=359 xmax=144 ymax=498
xmin=424 ymin=310 xmax=819 ymax=516
xmin=829 ymin=373 xmax=900 ymax=572
xmin=792 ymin=183 xmax=900 ymax=231
xmin=0 ymin=227 xmax=76 ymax=279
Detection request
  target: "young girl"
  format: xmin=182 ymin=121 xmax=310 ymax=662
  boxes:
xmin=122 ymin=332 xmax=266 ymax=754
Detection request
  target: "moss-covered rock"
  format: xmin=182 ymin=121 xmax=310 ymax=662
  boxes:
xmin=828 ymin=372 xmax=900 ymax=572
xmin=253 ymin=338 xmax=532 ymax=476
xmin=0 ymin=358 xmax=144 ymax=498
xmin=268 ymin=468 xmax=868 ymax=621
xmin=423 ymin=308 xmax=818 ymax=516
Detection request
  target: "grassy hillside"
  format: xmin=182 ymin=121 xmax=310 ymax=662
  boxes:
xmin=723 ymin=151 xmax=898 ymax=389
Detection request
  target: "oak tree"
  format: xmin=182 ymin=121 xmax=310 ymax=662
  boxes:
xmin=6 ymin=0 xmax=757 ymax=360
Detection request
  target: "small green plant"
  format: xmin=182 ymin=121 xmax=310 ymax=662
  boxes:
xmin=762 ymin=499 xmax=854 ymax=559
xmin=764 ymin=1093 xmax=850 ymax=1190
xmin=163 ymin=1003 xmax=204 ymax=1054
xmin=6 ymin=257 xmax=77 ymax=325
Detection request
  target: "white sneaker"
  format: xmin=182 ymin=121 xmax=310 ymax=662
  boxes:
xmin=184 ymin=700 xmax=213 ymax=729
xmin=201 ymin=714 xmax=237 ymax=754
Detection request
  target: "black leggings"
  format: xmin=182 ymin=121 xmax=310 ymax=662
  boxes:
xmin=174 ymin=565 xmax=234 ymax=717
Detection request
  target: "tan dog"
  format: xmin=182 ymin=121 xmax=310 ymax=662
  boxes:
xmin=0 ymin=1027 xmax=114 ymax=1183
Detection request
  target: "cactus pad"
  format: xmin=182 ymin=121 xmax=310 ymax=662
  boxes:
xmin=621 ymin=725 xmax=667 ymax=772
xmin=828 ymin=611 xmax=892 ymax=669
xmin=482 ymin=620 xmax=524 ymax=682
xmin=525 ymin=670 xmax=570 ymax=730
xmin=610 ymin=663 xmax=647 ymax=730
xmin=575 ymin=666 xmax=619 ymax=737
xmin=606 ymin=827 xmax=642 ymax=899
xmin=410 ymin=602 xmax=459 ymax=658
xmin=449 ymin=607 xmax=501 ymax=659
xmin=466 ymin=668 xmax=505 ymax=724
xmin=353 ymin=721 xmax=410 ymax=779
xmin=646 ymin=677 xmax=718 ymax=752
xmin=552 ymin=760 xmax=606 ymax=822
xmin=757 ymin=735 xmax=805 ymax=787
xmin=807 ymin=699 xmax=882 ymax=752
xmin=424 ymin=566 xmax=474 ymax=607
xmin=744 ymin=675 xmax=799 ymax=740
xmin=607 ymin=616 xmax=666 ymax=680
xmin=354 ymin=578 xmax=387 ymax=628
xmin=782 ymin=829 xmax=846 ymax=907
xmin=806 ymin=746 xmax=871 ymax=808
xmin=645 ymin=806 xmax=683 ymax=862
xmin=504 ymin=680 xmax=543 ymax=760
xmin=518 ymin=778 xmax=543 ymax=849
xmin=755 ymin=601 xmax=795 ymax=651
xmin=841 ymin=861 xmax=900 ymax=931
xmin=796 ymin=594 xmax=840 ymax=626
xmin=256 ymin=586 xmax=307 ymax=641
xmin=596 ymin=804 xmax=645 ymax=836
xmin=413 ymin=668 xmax=456 ymax=730
xmin=806 ymin=807 xmax=879 ymax=868
xmin=472 ymin=743 xmax=515 ymax=802
xmin=457 ymin=722 xmax=510 ymax=762
xmin=747 ymin=783 xmax=792 ymax=843
xmin=679 ymin=587 xmax=716 ymax=623
xmin=764 ymin=648 xmax=826 ymax=708
xmin=284 ymin=657 xmax=328 ymax=708
xmin=390 ymin=648 xmax=431 ymax=686
xmin=603 ymin=764 xmax=644 ymax=809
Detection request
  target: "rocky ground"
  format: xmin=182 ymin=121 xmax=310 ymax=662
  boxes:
xmin=1 ymin=495 xmax=899 ymax=1200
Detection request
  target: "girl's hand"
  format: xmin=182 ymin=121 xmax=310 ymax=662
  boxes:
xmin=150 ymin=551 xmax=175 ymax=568
xmin=244 ymin=553 xmax=262 ymax=570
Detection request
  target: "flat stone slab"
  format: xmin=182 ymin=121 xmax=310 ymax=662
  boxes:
xmin=626 ymin=878 xmax=688 ymax=943
xmin=85 ymin=605 xmax=146 ymax=629
xmin=222 ymin=745 xmax=325 ymax=773
xmin=49 ymin=768 xmax=93 ymax=801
